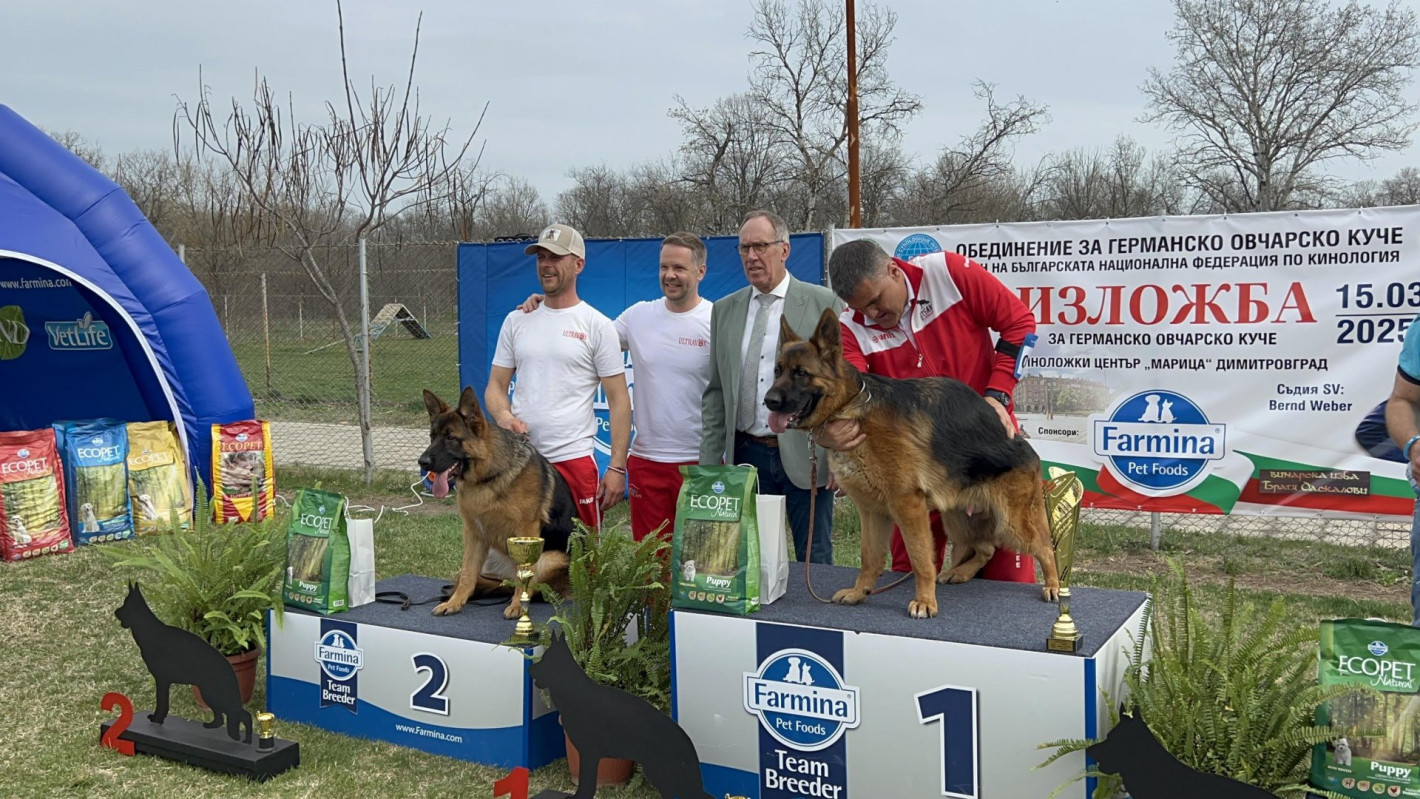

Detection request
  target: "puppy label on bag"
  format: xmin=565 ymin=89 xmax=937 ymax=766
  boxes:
xmin=211 ymin=420 xmax=274 ymax=523
xmin=284 ymin=488 xmax=351 ymax=615
xmin=1311 ymin=618 xmax=1420 ymax=798
xmin=0 ymin=429 xmax=74 ymax=561
xmin=671 ymin=465 xmax=761 ymax=616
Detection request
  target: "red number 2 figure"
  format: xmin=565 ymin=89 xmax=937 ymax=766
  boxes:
xmin=100 ymin=692 xmax=136 ymax=756
xmin=493 ymin=766 xmax=529 ymax=799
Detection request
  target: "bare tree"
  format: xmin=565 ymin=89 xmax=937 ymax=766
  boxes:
xmin=46 ymin=129 xmax=107 ymax=171
xmin=671 ymin=92 xmax=792 ymax=233
xmin=745 ymin=0 xmax=920 ymax=229
xmin=555 ymin=165 xmax=636 ymax=238
xmin=1143 ymin=0 xmax=1420 ymax=212
xmin=1037 ymin=137 xmax=1182 ymax=220
xmin=1339 ymin=166 xmax=1420 ymax=208
xmin=478 ymin=176 xmax=548 ymax=239
xmin=177 ymin=1 xmax=476 ymax=482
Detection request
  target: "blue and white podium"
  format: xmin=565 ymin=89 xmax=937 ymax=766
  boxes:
xmin=671 ymin=563 xmax=1148 ymax=799
xmin=266 ymin=575 xmax=562 ymax=769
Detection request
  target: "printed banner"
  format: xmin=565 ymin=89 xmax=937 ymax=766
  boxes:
xmin=835 ymin=207 xmax=1420 ymax=519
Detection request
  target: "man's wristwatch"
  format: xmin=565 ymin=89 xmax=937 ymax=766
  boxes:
xmin=983 ymin=389 xmax=1012 ymax=408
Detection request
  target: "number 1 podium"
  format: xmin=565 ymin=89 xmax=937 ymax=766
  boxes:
xmin=670 ymin=562 xmax=1148 ymax=799
xmin=266 ymin=574 xmax=562 ymax=769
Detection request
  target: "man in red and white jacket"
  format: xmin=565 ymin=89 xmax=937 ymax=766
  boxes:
xmin=817 ymin=238 xmax=1038 ymax=582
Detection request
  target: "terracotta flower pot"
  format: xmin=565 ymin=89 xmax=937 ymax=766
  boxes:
xmin=564 ymin=730 xmax=635 ymax=787
xmin=194 ymin=646 xmax=261 ymax=709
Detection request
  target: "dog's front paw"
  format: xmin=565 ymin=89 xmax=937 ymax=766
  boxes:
xmin=503 ymin=603 xmax=523 ymax=620
xmin=1041 ymin=584 xmax=1060 ymax=602
xmin=831 ymin=588 xmax=868 ymax=605
xmin=907 ymin=598 xmax=938 ymax=619
xmin=432 ymin=599 xmax=464 ymax=616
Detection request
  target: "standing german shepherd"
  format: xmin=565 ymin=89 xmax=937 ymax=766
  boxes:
xmin=419 ymin=388 xmax=575 ymax=618
xmin=764 ymin=308 xmax=1059 ymax=619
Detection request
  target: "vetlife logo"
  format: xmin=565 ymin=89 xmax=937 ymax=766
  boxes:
xmin=744 ymin=648 xmax=860 ymax=752
xmin=46 ymin=312 xmax=112 ymax=350
xmin=1091 ymin=390 xmax=1226 ymax=496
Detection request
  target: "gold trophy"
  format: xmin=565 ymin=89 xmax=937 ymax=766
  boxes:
xmin=503 ymin=536 xmax=545 ymax=648
xmin=256 ymin=711 xmax=276 ymax=751
xmin=1045 ymin=467 xmax=1085 ymax=653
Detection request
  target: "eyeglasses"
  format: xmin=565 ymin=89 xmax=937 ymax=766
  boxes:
xmin=738 ymin=240 xmax=784 ymax=256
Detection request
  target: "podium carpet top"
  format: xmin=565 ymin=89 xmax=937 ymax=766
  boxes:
xmin=675 ymin=562 xmax=1149 ymax=658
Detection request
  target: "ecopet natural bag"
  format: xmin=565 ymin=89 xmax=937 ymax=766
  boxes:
xmin=0 ymin=429 xmax=74 ymax=562
xmin=1310 ymin=618 xmax=1420 ymax=798
xmin=55 ymin=419 xmax=132 ymax=544
xmin=211 ymin=420 xmax=274 ymax=524
xmin=671 ymin=464 xmax=761 ymax=615
xmin=125 ymin=421 xmax=192 ymax=534
xmin=283 ymin=488 xmax=351 ymax=614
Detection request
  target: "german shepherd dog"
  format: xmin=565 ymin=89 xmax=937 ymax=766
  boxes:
xmin=764 ymin=308 xmax=1059 ymax=619
xmin=419 ymin=388 xmax=575 ymax=618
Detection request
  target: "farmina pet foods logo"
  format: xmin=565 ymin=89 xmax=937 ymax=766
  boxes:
xmin=315 ymin=620 xmax=362 ymax=712
xmin=745 ymin=648 xmax=860 ymax=751
xmin=1091 ymin=390 xmax=1227 ymax=496
xmin=46 ymin=312 xmax=112 ymax=351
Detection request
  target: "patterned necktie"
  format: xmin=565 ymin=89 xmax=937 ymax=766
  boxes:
xmin=737 ymin=293 xmax=778 ymax=430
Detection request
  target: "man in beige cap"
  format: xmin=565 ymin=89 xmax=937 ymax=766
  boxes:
xmin=485 ymin=223 xmax=631 ymax=530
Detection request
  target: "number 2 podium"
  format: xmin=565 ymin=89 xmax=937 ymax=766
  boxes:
xmin=266 ymin=574 xmax=562 ymax=769
xmin=670 ymin=562 xmax=1148 ymax=799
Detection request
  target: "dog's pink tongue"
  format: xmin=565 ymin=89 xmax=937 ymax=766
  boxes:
xmin=430 ymin=467 xmax=453 ymax=499
xmin=767 ymin=412 xmax=791 ymax=434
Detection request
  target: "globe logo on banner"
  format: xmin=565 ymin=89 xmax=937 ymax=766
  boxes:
xmin=744 ymin=648 xmax=860 ymax=751
xmin=1091 ymin=390 xmax=1227 ymax=495
xmin=314 ymin=629 xmax=363 ymax=681
xmin=893 ymin=233 xmax=942 ymax=261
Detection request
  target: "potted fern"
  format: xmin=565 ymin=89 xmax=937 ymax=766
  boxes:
xmin=537 ymin=521 xmax=673 ymax=788
xmin=106 ymin=482 xmax=284 ymax=705
xmin=1038 ymin=561 xmax=1368 ymax=799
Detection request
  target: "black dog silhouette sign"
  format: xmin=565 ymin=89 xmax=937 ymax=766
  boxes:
xmin=101 ymin=581 xmax=300 ymax=781
xmin=1086 ymin=711 xmax=1275 ymax=799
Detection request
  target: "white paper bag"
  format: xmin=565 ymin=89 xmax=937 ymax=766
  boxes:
xmin=756 ymin=495 xmax=789 ymax=605
xmin=345 ymin=516 xmax=376 ymax=608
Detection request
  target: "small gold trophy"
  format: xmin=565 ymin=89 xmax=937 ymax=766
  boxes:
xmin=1045 ymin=467 xmax=1085 ymax=653
xmin=503 ymin=536 xmax=545 ymax=648
xmin=256 ymin=711 xmax=276 ymax=751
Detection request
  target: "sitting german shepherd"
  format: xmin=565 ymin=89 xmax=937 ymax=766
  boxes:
xmin=764 ymin=308 xmax=1059 ymax=619
xmin=419 ymin=388 xmax=575 ymax=618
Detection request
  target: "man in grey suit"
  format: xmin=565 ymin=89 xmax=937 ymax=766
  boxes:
xmin=701 ymin=209 xmax=845 ymax=564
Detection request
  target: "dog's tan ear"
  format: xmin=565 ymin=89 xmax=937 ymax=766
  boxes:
xmin=813 ymin=307 xmax=842 ymax=360
xmin=778 ymin=314 xmax=801 ymax=347
xmin=457 ymin=386 xmax=485 ymax=427
xmin=422 ymin=389 xmax=448 ymax=419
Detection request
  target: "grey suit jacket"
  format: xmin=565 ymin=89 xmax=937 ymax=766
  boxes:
xmin=700 ymin=275 xmax=845 ymax=488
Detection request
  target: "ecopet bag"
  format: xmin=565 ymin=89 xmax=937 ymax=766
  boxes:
xmin=0 ymin=428 xmax=74 ymax=562
xmin=211 ymin=420 xmax=275 ymax=524
xmin=55 ymin=419 xmax=132 ymax=545
xmin=671 ymin=464 xmax=761 ymax=615
xmin=125 ymin=421 xmax=192 ymax=534
xmin=283 ymin=488 xmax=351 ymax=614
xmin=1310 ymin=618 xmax=1420 ymax=798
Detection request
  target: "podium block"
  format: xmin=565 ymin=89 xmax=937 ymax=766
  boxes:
xmin=671 ymin=563 xmax=1148 ymax=799
xmin=267 ymin=575 xmax=562 ymax=769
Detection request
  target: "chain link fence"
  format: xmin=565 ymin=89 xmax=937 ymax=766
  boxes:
xmin=182 ymin=240 xmax=1412 ymax=548
xmin=185 ymin=242 xmax=455 ymax=476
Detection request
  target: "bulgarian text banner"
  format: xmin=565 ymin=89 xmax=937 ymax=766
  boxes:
xmin=835 ymin=206 xmax=1420 ymax=519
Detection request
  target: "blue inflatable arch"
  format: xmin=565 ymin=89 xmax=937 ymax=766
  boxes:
xmin=0 ymin=105 xmax=252 ymax=487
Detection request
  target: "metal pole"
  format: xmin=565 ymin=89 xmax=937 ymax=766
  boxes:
xmin=846 ymin=0 xmax=861 ymax=228
xmin=298 ymin=296 xmax=304 ymax=340
xmin=177 ymin=243 xmax=185 ymax=264
xmin=261 ymin=272 xmax=272 ymax=396
xmin=358 ymin=237 xmax=374 ymax=484
xmin=1150 ymin=511 xmax=1162 ymax=551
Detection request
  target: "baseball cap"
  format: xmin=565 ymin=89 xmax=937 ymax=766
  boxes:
xmin=524 ymin=224 xmax=586 ymax=258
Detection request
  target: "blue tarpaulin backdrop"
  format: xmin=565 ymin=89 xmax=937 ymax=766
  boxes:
xmin=457 ymin=233 xmax=825 ymax=470
xmin=0 ymin=105 xmax=253 ymax=488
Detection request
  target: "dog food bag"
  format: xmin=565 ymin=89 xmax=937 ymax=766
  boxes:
xmin=125 ymin=421 xmax=192 ymax=535
xmin=1310 ymin=618 xmax=1420 ymax=798
xmin=211 ymin=420 xmax=274 ymax=524
xmin=283 ymin=487 xmax=351 ymax=614
xmin=671 ymin=464 xmax=761 ymax=615
xmin=0 ymin=429 xmax=75 ymax=562
xmin=55 ymin=419 xmax=132 ymax=545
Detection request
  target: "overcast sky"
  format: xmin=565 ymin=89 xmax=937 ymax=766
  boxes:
xmin=6 ymin=0 xmax=1419 ymax=206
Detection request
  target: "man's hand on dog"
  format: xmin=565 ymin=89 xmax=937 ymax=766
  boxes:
xmin=597 ymin=468 xmax=626 ymax=510
xmin=817 ymin=419 xmax=867 ymax=451
xmin=983 ymin=396 xmax=1018 ymax=438
xmin=494 ymin=413 xmax=529 ymax=435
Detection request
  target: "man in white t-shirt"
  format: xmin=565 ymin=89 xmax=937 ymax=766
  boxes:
xmin=486 ymin=223 xmax=631 ymax=531
xmin=519 ymin=232 xmax=714 ymax=541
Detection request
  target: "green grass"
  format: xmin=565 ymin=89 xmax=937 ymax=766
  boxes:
xmin=2 ymin=466 xmax=1410 ymax=798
